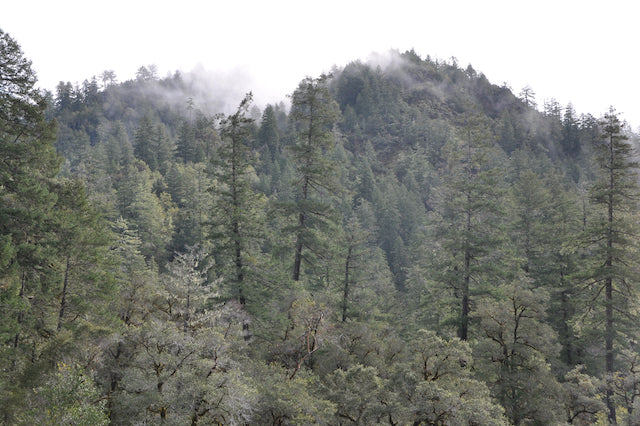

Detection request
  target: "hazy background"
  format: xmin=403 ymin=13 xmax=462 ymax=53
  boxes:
xmin=4 ymin=0 xmax=638 ymax=124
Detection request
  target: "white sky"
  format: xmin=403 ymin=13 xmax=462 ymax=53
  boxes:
xmin=3 ymin=0 xmax=639 ymax=126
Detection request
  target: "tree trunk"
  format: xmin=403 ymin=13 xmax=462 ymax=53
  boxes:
xmin=57 ymin=255 xmax=71 ymax=331
xmin=459 ymin=199 xmax=472 ymax=341
xmin=605 ymin=132 xmax=616 ymax=425
xmin=13 ymin=269 xmax=27 ymax=349
xmin=293 ymin=176 xmax=309 ymax=281
xmin=342 ymin=246 xmax=353 ymax=322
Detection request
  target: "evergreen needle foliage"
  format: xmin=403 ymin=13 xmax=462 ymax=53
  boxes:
xmin=3 ymin=29 xmax=640 ymax=424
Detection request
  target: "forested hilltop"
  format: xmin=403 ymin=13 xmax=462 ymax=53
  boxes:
xmin=3 ymin=27 xmax=640 ymax=424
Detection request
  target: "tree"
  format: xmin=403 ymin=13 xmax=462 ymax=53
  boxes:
xmin=166 ymin=162 xmax=211 ymax=252
xmin=114 ymin=160 xmax=173 ymax=261
xmin=250 ymin=362 xmax=335 ymax=424
xmin=474 ymin=274 xmax=565 ymax=424
xmin=0 ymin=26 xmax=60 ymax=280
xmin=428 ymin=112 xmax=507 ymax=340
xmin=176 ymin=119 xmax=197 ymax=163
xmin=258 ymin=104 xmax=281 ymax=161
xmin=583 ymin=107 xmax=640 ymax=423
xmin=386 ymin=330 xmax=508 ymax=425
xmin=508 ymin=148 xmax=584 ymax=365
xmin=284 ymin=75 xmax=342 ymax=281
xmin=112 ymin=267 xmax=253 ymax=425
xmin=338 ymin=208 xmax=393 ymax=323
xmin=22 ymin=363 xmax=109 ymax=425
xmin=99 ymin=70 xmax=117 ymax=89
xmin=133 ymin=115 xmax=174 ymax=174
xmin=135 ymin=65 xmax=158 ymax=82
xmin=562 ymin=103 xmax=581 ymax=156
xmin=518 ymin=85 xmax=537 ymax=109
xmin=322 ymin=364 xmax=387 ymax=423
xmin=133 ymin=114 xmax=158 ymax=171
xmin=209 ymin=93 xmax=266 ymax=339
xmin=372 ymin=175 xmax=405 ymax=286
xmin=562 ymin=365 xmax=605 ymax=425
xmin=163 ymin=245 xmax=213 ymax=333
xmin=0 ymin=29 xmax=65 ymax=422
xmin=52 ymin=179 xmax=115 ymax=333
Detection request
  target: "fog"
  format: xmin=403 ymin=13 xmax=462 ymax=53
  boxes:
xmin=5 ymin=0 xmax=638 ymax=127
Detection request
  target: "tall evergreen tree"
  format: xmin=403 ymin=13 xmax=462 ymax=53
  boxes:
xmin=584 ymin=107 xmax=639 ymax=423
xmin=52 ymin=179 xmax=115 ymax=333
xmin=0 ymin=28 xmax=81 ymax=422
xmin=208 ymin=93 xmax=265 ymax=338
xmin=285 ymin=75 xmax=342 ymax=281
xmin=429 ymin=112 xmax=507 ymax=340
xmin=133 ymin=114 xmax=158 ymax=171
xmin=258 ymin=104 xmax=280 ymax=161
xmin=508 ymin=149 xmax=584 ymax=364
xmin=561 ymin=103 xmax=581 ymax=156
xmin=176 ymin=119 xmax=197 ymax=163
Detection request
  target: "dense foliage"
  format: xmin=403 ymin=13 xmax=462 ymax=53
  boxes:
xmin=3 ymin=29 xmax=640 ymax=424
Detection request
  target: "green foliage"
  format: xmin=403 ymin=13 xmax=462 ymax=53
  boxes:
xmin=282 ymin=74 xmax=343 ymax=281
xmin=165 ymin=162 xmax=211 ymax=251
xmin=581 ymin=107 xmax=640 ymax=422
xmin=114 ymin=160 xmax=174 ymax=261
xmin=422 ymin=112 xmax=508 ymax=339
xmin=322 ymin=364 xmax=387 ymax=423
xmin=20 ymin=363 xmax=108 ymax=425
xmin=209 ymin=93 xmax=267 ymax=309
xmin=6 ymin=28 xmax=640 ymax=425
xmin=0 ymin=29 xmax=116 ymax=423
xmin=387 ymin=330 xmax=508 ymax=425
xmin=474 ymin=274 xmax=565 ymax=424
xmin=250 ymin=363 xmax=336 ymax=424
xmin=563 ymin=364 xmax=606 ymax=424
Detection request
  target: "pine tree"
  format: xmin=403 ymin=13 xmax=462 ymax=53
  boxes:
xmin=176 ymin=119 xmax=197 ymax=163
xmin=583 ymin=107 xmax=640 ymax=423
xmin=0 ymin=29 xmax=63 ymax=422
xmin=338 ymin=206 xmax=394 ymax=323
xmin=114 ymin=160 xmax=173 ymax=261
xmin=284 ymin=75 xmax=342 ymax=281
xmin=166 ymin=162 xmax=211 ymax=251
xmin=208 ymin=93 xmax=265 ymax=339
xmin=258 ymin=104 xmax=280 ymax=161
xmin=52 ymin=179 xmax=115 ymax=333
xmin=561 ymin=103 xmax=581 ymax=157
xmin=429 ymin=112 xmax=507 ymax=340
xmin=133 ymin=114 xmax=158 ymax=171
xmin=508 ymin=148 xmax=584 ymax=364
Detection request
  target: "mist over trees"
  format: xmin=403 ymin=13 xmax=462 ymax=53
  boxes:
xmin=3 ymin=28 xmax=640 ymax=424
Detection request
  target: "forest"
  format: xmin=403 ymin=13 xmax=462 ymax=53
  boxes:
xmin=2 ymin=27 xmax=640 ymax=425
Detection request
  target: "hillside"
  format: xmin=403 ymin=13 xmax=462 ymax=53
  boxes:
xmin=3 ymin=27 xmax=640 ymax=424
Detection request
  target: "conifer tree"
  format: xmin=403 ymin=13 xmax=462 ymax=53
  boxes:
xmin=208 ymin=93 xmax=265 ymax=339
xmin=508 ymin=149 xmax=584 ymax=364
xmin=584 ymin=107 xmax=639 ymax=423
xmin=0 ymin=29 xmax=65 ymax=421
xmin=258 ymin=104 xmax=280 ymax=161
xmin=562 ymin=103 xmax=581 ymax=156
xmin=176 ymin=119 xmax=197 ymax=163
xmin=52 ymin=179 xmax=115 ymax=333
xmin=166 ymin=162 xmax=211 ymax=251
xmin=285 ymin=75 xmax=342 ymax=281
xmin=429 ymin=112 xmax=507 ymax=340
xmin=133 ymin=114 xmax=157 ymax=170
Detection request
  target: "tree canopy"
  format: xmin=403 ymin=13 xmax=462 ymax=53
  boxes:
xmin=3 ymin=29 xmax=640 ymax=424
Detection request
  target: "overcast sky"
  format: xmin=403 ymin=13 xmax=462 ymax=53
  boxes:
xmin=4 ymin=0 xmax=638 ymax=126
